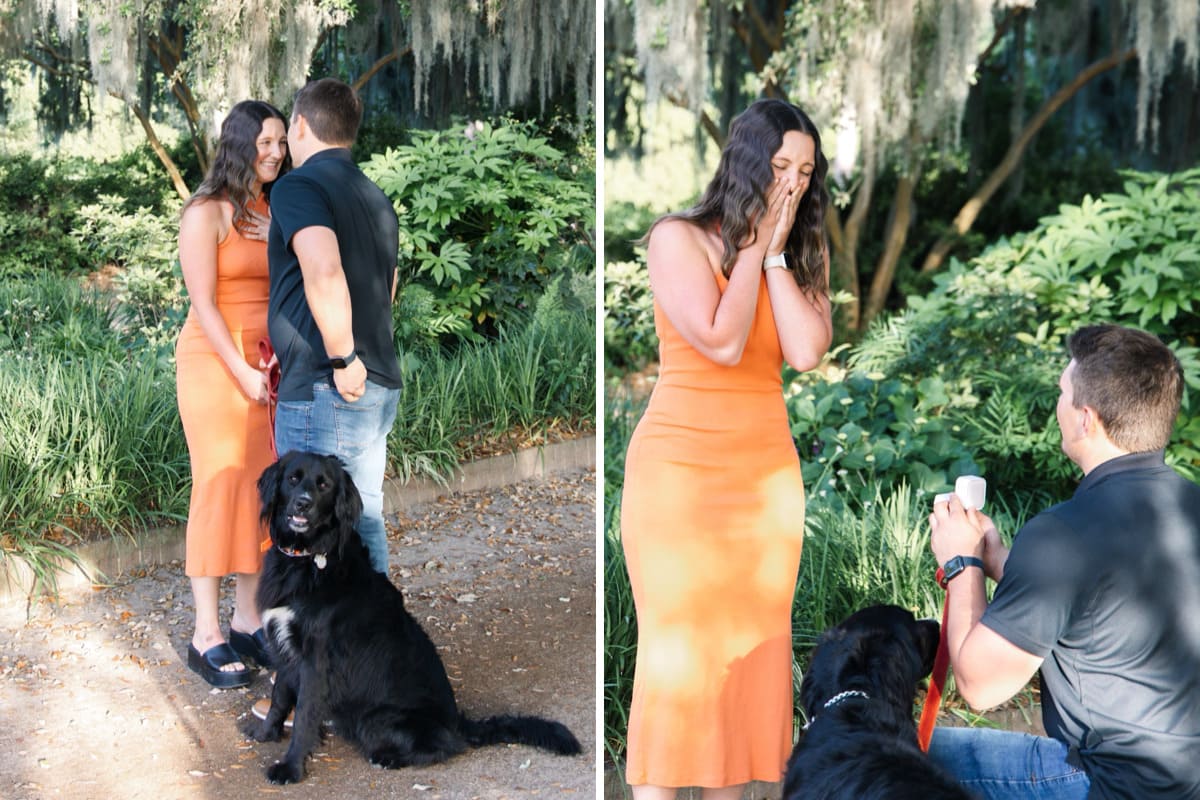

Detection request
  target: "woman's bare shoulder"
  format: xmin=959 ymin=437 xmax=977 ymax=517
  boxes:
xmin=648 ymin=216 xmax=722 ymax=269
xmin=180 ymin=195 xmax=233 ymax=239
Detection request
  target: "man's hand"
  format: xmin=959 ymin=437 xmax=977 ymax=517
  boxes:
xmin=929 ymin=495 xmax=986 ymax=565
xmin=972 ymin=510 xmax=1010 ymax=582
xmin=333 ymin=359 xmax=367 ymax=402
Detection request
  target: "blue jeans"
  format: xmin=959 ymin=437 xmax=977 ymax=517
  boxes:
xmin=275 ymin=379 xmax=400 ymax=574
xmin=928 ymin=728 xmax=1091 ymax=800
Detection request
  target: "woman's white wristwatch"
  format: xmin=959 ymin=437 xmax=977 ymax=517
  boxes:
xmin=763 ymin=253 xmax=788 ymax=271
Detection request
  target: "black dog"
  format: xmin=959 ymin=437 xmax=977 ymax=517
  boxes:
xmin=783 ymin=605 xmax=975 ymax=799
xmin=240 ymin=451 xmax=582 ymax=784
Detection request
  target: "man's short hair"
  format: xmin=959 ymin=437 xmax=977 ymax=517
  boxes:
xmin=1067 ymin=324 xmax=1184 ymax=452
xmin=292 ymin=78 xmax=362 ymax=146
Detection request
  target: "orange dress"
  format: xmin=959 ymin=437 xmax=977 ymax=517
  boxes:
xmin=176 ymin=195 xmax=274 ymax=577
xmin=621 ymin=266 xmax=807 ymax=788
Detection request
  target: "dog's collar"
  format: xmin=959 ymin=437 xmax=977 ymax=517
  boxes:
xmin=802 ymin=689 xmax=872 ymax=730
xmin=275 ymin=544 xmax=327 ymax=570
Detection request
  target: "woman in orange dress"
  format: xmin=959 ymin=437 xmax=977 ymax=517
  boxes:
xmin=176 ymin=100 xmax=289 ymax=688
xmin=621 ymin=99 xmax=833 ymax=797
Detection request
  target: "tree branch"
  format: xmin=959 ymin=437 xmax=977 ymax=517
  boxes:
xmin=23 ymin=42 xmax=191 ymax=200
xmin=117 ymin=91 xmax=191 ymax=200
xmin=664 ymin=90 xmax=723 ymax=147
xmin=147 ymin=31 xmax=207 ymax=170
xmin=353 ymin=45 xmax=413 ymax=93
xmin=920 ymin=47 xmax=1137 ymax=273
xmin=977 ymin=5 xmax=1027 ymax=66
xmin=742 ymin=1 xmax=780 ymax=51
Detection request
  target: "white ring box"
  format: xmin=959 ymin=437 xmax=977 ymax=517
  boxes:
xmin=934 ymin=475 xmax=987 ymax=510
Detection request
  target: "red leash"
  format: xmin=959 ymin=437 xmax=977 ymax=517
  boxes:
xmin=917 ymin=571 xmax=951 ymax=752
xmin=258 ymin=338 xmax=281 ymax=458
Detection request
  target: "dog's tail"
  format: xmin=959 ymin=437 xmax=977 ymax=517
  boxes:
xmin=459 ymin=713 xmax=582 ymax=755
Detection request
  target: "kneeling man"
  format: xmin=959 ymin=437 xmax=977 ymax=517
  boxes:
xmin=928 ymin=324 xmax=1200 ymax=800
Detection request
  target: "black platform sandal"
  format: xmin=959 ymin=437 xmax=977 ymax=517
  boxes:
xmin=187 ymin=642 xmax=255 ymax=689
xmin=229 ymin=627 xmax=274 ymax=670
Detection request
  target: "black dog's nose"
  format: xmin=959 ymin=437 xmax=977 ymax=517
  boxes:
xmin=293 ymin=493 xmax=312 ymax=512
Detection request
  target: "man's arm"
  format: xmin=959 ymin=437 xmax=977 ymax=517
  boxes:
xmin=292 ymin=225 xmax=367 ymax=401
xmin=930 ymin=498 xmax=1043 ymax=710
xmin=940 ymin=565 xmax=1044 ymax=709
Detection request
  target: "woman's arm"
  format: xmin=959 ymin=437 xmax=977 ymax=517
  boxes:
xmin=178 ymin=200 xmax=268 ymax=404
xmin=648 ymin=179 xmax=795 ymax=366
xmin=646 ymin=220 xmax=761 ymax=366
xmin=765 ymin=245 xmax=833 ymax=372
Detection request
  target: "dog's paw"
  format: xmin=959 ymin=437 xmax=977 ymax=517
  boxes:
xmin=368 ymin=748 xmax=408 ymax=770
xmin=240 ymin=716 xmax=283 ymax=743
xmin=266 ymin=760 xmax=305 ymax=785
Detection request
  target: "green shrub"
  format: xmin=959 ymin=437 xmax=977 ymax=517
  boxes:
xmin=0 ymin=148 xmax=183 ymax=278
xmin=785 ymin=365 xmax=981 ymax=507
xmin=852 ymin=167 xmax=1200 ymax=491
xmin=0 ymin=273 xmax=123 ymax=358
xmin=72 ymin=193 xmax=185 ymax=339
xmin=603 ymin=259 xmax=656 ymax=373
xmin=601 ymin=388 xmax=643 ymax=761
xmin=604 ymin=199 xmax=657 ymax=265
xmin=363 ymin=119 xmax=595 ymax=341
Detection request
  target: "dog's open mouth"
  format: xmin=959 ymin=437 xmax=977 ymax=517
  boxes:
xmin=288 ymin=515 xmax=310 ymax=533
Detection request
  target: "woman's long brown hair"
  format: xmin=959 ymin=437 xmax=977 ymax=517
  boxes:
xmin=646 ymin=99 xmax=829 ymax=292
xmin=183 ymin=100 xmax=291 ymax=230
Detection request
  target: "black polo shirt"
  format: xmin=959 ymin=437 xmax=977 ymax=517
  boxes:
xmin=983 ymin=450 xmax=1200 ymax=799
xmin=267 ymin=148 xmax=402 ymax=401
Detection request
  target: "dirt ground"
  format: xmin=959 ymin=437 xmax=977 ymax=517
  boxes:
xmin=0 ymin=469 xmax=597 ymax=800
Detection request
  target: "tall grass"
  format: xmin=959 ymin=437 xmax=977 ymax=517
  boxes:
xmin=602 ymin=388 xmax=643 ymax=763
xmin=389 ymin=278 xmax=596 ymax=484
xmin=0 ymin=300 xmax=190 ymax=591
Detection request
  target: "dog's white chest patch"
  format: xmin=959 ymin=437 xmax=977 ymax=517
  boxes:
xmin=262 ymin=606 xmax=298 ymax=659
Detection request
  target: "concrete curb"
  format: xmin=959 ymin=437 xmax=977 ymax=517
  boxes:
xmin=0 ymin=437 xmax=595 ymax=608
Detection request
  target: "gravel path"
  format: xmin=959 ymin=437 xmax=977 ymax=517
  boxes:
xmin=0 ymin=469 xmax=597 ymax=800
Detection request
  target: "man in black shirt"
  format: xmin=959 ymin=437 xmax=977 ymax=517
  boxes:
xmin=928 ymin=324 xmax=1200 ymax=799
xmin=267 ymin=78 xmax=402 ymax=574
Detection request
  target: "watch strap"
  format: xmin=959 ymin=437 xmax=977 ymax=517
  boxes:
xmin=937 ymin=555 xmax=985 ymax=589
xmin=763 ymin=252 xmax=788 ymax=270
xmin=329 ymin=350 xmax=358 ymax=369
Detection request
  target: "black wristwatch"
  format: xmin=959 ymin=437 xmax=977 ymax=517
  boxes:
xmin=329 ymin=350 xmax=358 ymax=370
xmin=938 ymin=555 xmax=985 ymax=589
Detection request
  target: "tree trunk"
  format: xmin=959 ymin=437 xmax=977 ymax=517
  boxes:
xmin=1003 ymin=13 xmax=1027 ymax=206
xmin=920 ymin=47 xmax=1137 ymax=274
xmin=863 ymin=166 xmax=921 ymax=327
xmin=834 ymin=160 xmax=876 ymax=332
xmin=826 ymin=211 xmax=861 ymax=333
xmin=147 ymin=29 xmax=208 ymax=172
xmin=120 ymin=93 xmax=191 ymax=200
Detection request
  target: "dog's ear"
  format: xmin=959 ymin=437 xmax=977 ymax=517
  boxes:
xmin=914 ymin=619 xmax=941 ymax=678
xmin=330 ymin=456 xmax=364 ymax=524
xmin=331 ymin=458 xmax=364 ymax=562
xmin=800 ymin=628 xmax=867 ymax=714
xmin=258 ymin=457 xmax=284 ymax=526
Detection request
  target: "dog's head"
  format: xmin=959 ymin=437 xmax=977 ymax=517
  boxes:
xmin=258 ymin=451 xmax=363 ymax=564
xmin=800 ymin=604 xmax=939 ymax=720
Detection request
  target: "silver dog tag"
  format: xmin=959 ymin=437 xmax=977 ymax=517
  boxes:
xmin=314 ymin=554 xmax=327 ymax=569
